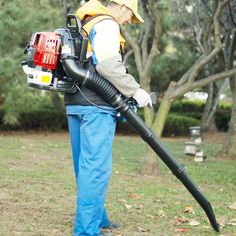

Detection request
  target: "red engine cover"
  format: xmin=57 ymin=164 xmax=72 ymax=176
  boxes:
xmin=31 ymin=32 xmax=61 ymax=70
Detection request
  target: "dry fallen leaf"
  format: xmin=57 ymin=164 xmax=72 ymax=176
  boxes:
xmin=174 ymin=228 xmax=189 ymax=232
xmin=154 ymin=198 xmax=161 ymax=203
xmin=229 ymin=202 xmax=236 ymax=210
xmin=188 ymin=219 xmax=200 ymax=226
xmin=147 ymin=214 xmax=155 ymax=219
xmin=174 ymin=217 xmax=189 ymax=225
xmin=183 ymin=206 xmax=195 ymax=214
xmin=117 ymin=198 xmax=127 ymax=203
xmin=135 ymin=204 xmax=144 ymax=209
xmin=137 ymin=226 xmax=149 ymax=232
xmin=218 ymin=219 xmax=226 ymax=228
xmin=219 ymin=234 xmax=236 ymax=236
xmin=175 ymin=201 xmax=181 ymax=205
xmin=128 ymin=193 xmax=141 ymax=200
xmin=124 ymin=204 xmax=132 ymax=210
xmin=228 ymin=219 xmax=236 ymax=226
xmin=157 ymin=209 xmax=165 ymax=217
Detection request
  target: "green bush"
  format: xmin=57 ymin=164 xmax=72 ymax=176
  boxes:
xmin=116 ymin=112 xmax=200 ymax=136
xmin=170 ymin=99 xmax=231 ymax=132
xmin=215 ymin=109 xmax=231 ymax=131
xmin=19 ymin=109 xmax=67 ymax=131
xmin=218 ymin=102 xmax=232 ymax=110
xmin=0 ymin=107 xmax=4 ymax=129
xmin=171 ymin=99 xmax=205 ymax=113
xmin=0 ymin=98 xmax=232 ymax=135
xmin=163 ymin=113 xmax=200 ymax=136
xmin=172 ymin=111 xmax=202 ymax=121
xmin=0 ymin=106 xmax=67 ymax=131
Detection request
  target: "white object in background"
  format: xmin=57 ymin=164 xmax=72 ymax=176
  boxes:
xmin=194 ymin=150 xmax=204 ymax=162
xmin=194 ymin=137 xmax=202 ymax=145
xmin=184 ymin=142 xmax=196 ymax=155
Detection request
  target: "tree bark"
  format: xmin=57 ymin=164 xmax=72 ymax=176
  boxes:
xmin=152 ymin=94 xmax=173 ymax=137
xmin=220 ymin=77 xmax=236 ymax=158
xmin=201 ymin=81 xmax=227 ymax=132
xmin=201 ymin=84 xmax=215 ymax=131
xmin=226 ymin=77 xmax=236 ymax=158
xmin=139 ymin=145 xmax=159 ymax=176
xmin=61 ymin=0 xmax=68 ymax=18
xmin=219 ymin=31 xmax=236 ymax=158
xmin=51 ymin=93 xmax=65 ymax=114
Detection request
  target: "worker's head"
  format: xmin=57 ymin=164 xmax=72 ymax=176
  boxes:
xmin=107 ymin=0 xmax=144 ymax=25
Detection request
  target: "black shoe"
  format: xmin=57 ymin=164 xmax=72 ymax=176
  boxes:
xmin=102 ymin=221 xmax=121 ymax=230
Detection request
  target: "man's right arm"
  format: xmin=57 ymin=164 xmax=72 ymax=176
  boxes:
xmin=91 ymin=19 xmax=151 ymax=107
xmin=96 ymin=55 xmax=140 ymax=97
xmin=90 ymin=19 xmax=139 ymax=97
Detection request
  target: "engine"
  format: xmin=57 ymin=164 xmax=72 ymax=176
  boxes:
xmin=21 ymin=15 xmax=88 ymax=93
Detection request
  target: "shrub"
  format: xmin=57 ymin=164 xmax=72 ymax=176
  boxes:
xmin=215 ymin=109 xmax=231 ymax=131
xmin=0 ymin=106 xmax=67 ymax=131
xmin=0 ymin=99 xmax=232 ymax=135
xmin=116 ymin=112 xmax=200 ymax=136
xmin=19 ymin=109 xmax=67 ymax=130
xmin=163 ymin=113 xmax=200 ymax=136
xmin=171 ymin=99 xmax=205 ymax=113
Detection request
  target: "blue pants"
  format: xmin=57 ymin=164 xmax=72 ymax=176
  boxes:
xmin=66 ymin=105 xmax=117 ymax=236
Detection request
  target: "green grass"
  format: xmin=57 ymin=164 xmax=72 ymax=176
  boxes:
xmin=0 ymin=132 xmax=235 ymax=236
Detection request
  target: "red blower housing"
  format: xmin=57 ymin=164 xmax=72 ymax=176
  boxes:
xmin=22 ymin=14 xmax=89 ymax=93
xmin=31 ymin=32 xmax=61 ymax=70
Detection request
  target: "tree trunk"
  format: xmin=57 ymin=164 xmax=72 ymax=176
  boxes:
xmin=139 ymin=145 xmax=160 ymax=176
xmin=201 ymin=84 xmax=214 ymax=131
xmin=201 ymin=81 xmax=227 ymax=132
xmin=139 ymin=77 xmax=159 ymax=175
xmin=139 ymin=93 xmax=172 ymax=175
xmin=220 ymin=77 xmax=236 ymax=158
xmin=219 ymin=31 xmax=236 ymax=158
xmin=207 ymin=113 xmax=218 ymax=131
xmin=51 ymin=93 xmax=65 ymax=114
xmin=61 ymin=0 xmax=67 ymax=18
xmin=152 ymin=94 xmax=172 ymax=137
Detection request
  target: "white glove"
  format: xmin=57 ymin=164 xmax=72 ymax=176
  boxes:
xmin=132 ymin=88 xmax=152 ymax=108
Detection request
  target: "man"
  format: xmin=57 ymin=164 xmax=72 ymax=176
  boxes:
xmin=64 ymin=0 xmax=151 ymax=235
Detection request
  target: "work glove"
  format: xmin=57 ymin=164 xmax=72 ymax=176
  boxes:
xmin=132 ymin=88 xmax=152 ymax=108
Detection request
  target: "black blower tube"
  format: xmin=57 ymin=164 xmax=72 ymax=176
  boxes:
xmin=61 ymin=31 xmax=220 ymax=232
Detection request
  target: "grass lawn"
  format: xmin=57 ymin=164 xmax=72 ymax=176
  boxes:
xmin=0 ymin=131 xmax=235 ymax=236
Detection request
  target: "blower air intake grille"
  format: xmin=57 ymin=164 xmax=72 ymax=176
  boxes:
xmin=32 ymin=32 xmax=61 ymax=70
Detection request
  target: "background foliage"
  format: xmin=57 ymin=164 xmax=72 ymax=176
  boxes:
xmin=0 ymin=99 xmax=231 ymax=135
xmin=0 ymin=0 xmax=233 ymax=136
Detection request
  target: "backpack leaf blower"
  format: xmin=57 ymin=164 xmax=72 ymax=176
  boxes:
xmin=21 ymin=14 xmax=220 ymax=232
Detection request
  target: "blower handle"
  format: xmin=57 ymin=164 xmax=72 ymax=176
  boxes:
xmin=66 ymin=14 xmax=82 ymax=33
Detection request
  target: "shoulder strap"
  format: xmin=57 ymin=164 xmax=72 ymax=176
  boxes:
xmin=82 ymin=14 xmax=115 ymax=35
xmin=82 ymin=14 xmax=115 ymax=26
